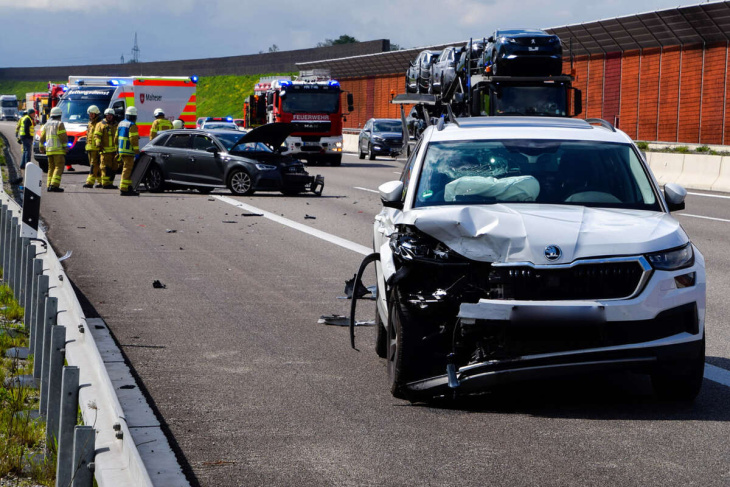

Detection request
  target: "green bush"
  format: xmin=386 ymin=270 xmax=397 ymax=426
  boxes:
xmin=636 ymin=141 xmax=649 ymax=151
xmin=695 ymin=145 xmax=711 ymax=153
xmin=674 ymin=146 xmax=690 ymax=154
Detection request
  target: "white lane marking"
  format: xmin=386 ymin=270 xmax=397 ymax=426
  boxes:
xmin=679 ymin=213 xmax=730 ymax=223
xmin=354 ymin=186 xmax=379 ymax=193
xmin=214 ymin=195 xmax=371 ymax=256
xmin=393 ymin=171 xmax=401 ymax=175
xmin=688 ymin=191 xmax=730 ymax=200
xmin=705 ymin=364 xmax=730 ymax=387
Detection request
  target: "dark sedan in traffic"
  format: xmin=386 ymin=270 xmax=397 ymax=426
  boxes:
xmin=358 ymin=118 xmax=404 ymax=160
xmin=140 ymin=124 xmax=324 ymax=196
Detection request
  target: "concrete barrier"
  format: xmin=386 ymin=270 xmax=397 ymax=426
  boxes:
xmin=648 ymin=153 xmax=685 ymax=185
xmin=676 ymin=154 xmax=722 ymax=190
xmin=712 ymin=156 xmax=730 ymax=192
xmin=343 ymin=134 xmax=359 ymax=154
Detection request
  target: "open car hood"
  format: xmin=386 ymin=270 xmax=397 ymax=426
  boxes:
xmin=231 ymin=123 xmax=296 ymax=152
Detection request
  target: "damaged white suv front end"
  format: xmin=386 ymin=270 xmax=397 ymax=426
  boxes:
xmin=371 ymin=117 xmax=705 ymax=402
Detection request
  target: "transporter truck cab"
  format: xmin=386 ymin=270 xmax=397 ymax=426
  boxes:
xmin=34 ymin=75 xmax=197 ymax=172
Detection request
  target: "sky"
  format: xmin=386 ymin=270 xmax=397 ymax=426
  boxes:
xmin=0 ymin=0 xmax=710 ymax=68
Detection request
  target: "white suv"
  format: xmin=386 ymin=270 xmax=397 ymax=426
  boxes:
xmin=371 ymin=117 xmax=705 ymax=402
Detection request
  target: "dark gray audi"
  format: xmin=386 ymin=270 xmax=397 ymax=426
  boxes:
xmin=139 ymin=123 xmax=324 ymax=196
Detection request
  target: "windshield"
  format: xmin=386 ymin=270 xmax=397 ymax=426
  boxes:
xmin=415 ymin=140 xmax=660 ymax=211
xmin=1 ymin=100 xmax=16 ymax=108
xmin=57 ymin=92 xmax=113 ymax=124
xmin=493 ymin=86 xmax=567 ymax=116
xmin=281 ymin=91 xmax=339 ymax=114
xmin=203 ymin=123 xmax=237 ymax=130
xmin=373 ymin=120 xmax=403 ymax=133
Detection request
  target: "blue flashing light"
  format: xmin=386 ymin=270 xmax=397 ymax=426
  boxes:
xmin=226 ymin=117 xmax=232 ymax=122
xmin=279 ymin=80 xmax=292 ymax=87
xmin=328 ymin=80 xmax=340 ymax=87
xmin=191 ymin=75 xmax=199 ymax=83
xmin=109 ymin=80 xmax=119 ymax=86
xmin=61 ymin=86 xmax=69 ymax=91
xmin=67 ymin=142 xmax=73 ymax=147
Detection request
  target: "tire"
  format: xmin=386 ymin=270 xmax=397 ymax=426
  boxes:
xmin=145 ymin=164 xmax=165 ymax=193
xmin=651 ymin=334 xmax=705 ymax=401
xmin=197 ymin=187 xmax=214 ymax=194
xmin=358 ymin=141 xmax=366 ymax=159
xmin=228 ymin=168 xmax=254 ymax=196
xmin=368 ymin=144 xmax=376 ymax=161
xmin=375 ymin=301 xmax=387 ymax=358
xmin=387 ymin=289 xmax=424 ymax=400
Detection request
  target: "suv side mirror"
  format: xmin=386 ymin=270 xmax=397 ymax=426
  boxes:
xmin=205 ymin=146 xmax=219 ymax=154
xmin=379 ymin=180 xmax=404 ymax=209
xmin=664 ymin=183 xmax=687 ymax=212
xmin=487 ymin=36 xmax=495 ymax=43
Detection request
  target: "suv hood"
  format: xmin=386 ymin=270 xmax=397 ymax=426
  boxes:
xmin=396 ymin=204 xmax=687 ymax=264
xmin=232 ymin=123 xmax=295 ymax=151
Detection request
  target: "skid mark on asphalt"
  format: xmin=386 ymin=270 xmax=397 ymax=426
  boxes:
xmin=215 ymin=196 xmax=730 ymax=385
xmin=214 ymin=195 xmax=371 ymax=256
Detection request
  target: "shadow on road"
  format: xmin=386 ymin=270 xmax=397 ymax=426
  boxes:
xmin=414 ymin=370 xmax=730 ymax=422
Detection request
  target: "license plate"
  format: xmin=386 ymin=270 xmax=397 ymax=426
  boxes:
xmin=302 ymin=142 xmax=319 ymax=147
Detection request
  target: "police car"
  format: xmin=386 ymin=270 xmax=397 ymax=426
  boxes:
xmin=200 ymin=117 xmax=238 ymax=131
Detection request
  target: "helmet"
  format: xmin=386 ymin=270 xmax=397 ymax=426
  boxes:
xmin=27 ymin=108 xmax=35 ymax=114
xmin=125 ymin=106 xmax=138 ymax=116
xmin=50 ymin=107 xmax=62 ymax=118
xmin=153 ymin=108 xmax=165 ymax=117
xmin=172 ymin=120 xmax=184 ymax=129
xmin=104 ymin=108 xmax=115 ymax=116
xmin=87 ymin=105 xmax=100 ymax=115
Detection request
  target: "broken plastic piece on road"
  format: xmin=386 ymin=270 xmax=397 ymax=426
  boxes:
xmin=305 ymin=214 xmax=316 ymax=220
xmin=222 ymin=220 xmax=238 ymax=223
xmin=166 ymin=229 xmax=177 ymax=233
xmin=318 ymin=315 xmax=375 ymax=327
xmin=152 ymin=280 xmax=167 ymax=289
xmin=58 ymin=250 xmax=72 ymax=262
xmin=344 ymin=275 xmax=372 ymax=299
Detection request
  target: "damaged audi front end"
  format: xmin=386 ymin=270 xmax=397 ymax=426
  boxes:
xmin=360 ymin=117 xmax=706 ymax=403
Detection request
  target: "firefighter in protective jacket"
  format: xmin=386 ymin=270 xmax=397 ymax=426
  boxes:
xmin=149 ymin=108 xmax=173 ymax=140
xmin=39 ymin=107 xmax=67 ymax=192
xmin=83 ymin=105 xmax=102 ymax=188
xmin=115 ymin=106 xmax=140 ymax=196
xmin=95 ymin=108 xmax=119 ymax=189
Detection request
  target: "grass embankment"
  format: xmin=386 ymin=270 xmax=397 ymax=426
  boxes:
xmin=0 ymin=284 xmax=56 ymax=485
xmin=196 ymin=73 xmax=294 ymax=119
xmin=0 ymin=81 xmax=62 ymax=101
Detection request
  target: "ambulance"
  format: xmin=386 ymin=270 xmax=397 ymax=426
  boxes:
xmin=34 ymin=75 xmax=197 ymax=169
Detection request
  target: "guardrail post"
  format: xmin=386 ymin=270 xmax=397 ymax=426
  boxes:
xmin=27 ymin=259 xmax=42 ymax=334
xmin=39 ymin=297 xmax=58 ymax=415
xmin=55 ymin=366 xmax=80 ymax=487
xmin=19 ymin=237 xmax=29 ymax=304
xmin=71 ymin=426 xmax=95 ymax=487
xmin=1 ymin=207 xmax=11 ymax=285
xmin=12 ymin=225 xmax=21 ymax=297
xmin=9 ymin=216 xmax=18 ymax=293
xmin=32 ymin=274 xmax=49 ymax=378
xmin=0 ymin=204 xmax=7 ymax=280
xmin=23 ymin=245 xmax=36 ymax=315
xmin=45 ymin=325 xmax=66 ymax=429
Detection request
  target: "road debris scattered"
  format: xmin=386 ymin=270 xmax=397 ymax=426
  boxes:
xmin=152 ymin=280 xmax=167 ymax=289
xmin=318 ymin=315 xmax=374 ymax=327
xmin=305 ymin=214 xmax=316 ymax=220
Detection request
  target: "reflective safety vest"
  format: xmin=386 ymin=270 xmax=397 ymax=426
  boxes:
xmin=94 ymin=120 xmax=118 ymax=153
xmin=150 ymin=118 xmax=173 ymax=140
xmin=86 ymin=118 xmax=101 ymax=151
xmin=41 ymin=120 xmax=67 ymax=155
xmin=18 ymin=115 xmax=34 ymax=138
xmin=116 ymin=120 xmax=139 ymax=156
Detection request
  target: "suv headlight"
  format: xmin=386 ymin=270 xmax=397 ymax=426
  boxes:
xmin=389 ymin=227 xmax=461 ymax=263
xmin=646 ymin=243 xmax=694 ymax=270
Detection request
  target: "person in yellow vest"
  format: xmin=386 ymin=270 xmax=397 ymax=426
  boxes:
xmin=95 ymin=108 xmax=119 ymax=189
xmin=149 ymin=108 xmax=173 ymax=140
xmin=16 ymin=108 xmax=36 ymax=169
xmin=39 ymin=107 xmax=67 ymax=192
xmin=115 ymin=106 xmax=140 ymax=196
xmin=82 ymin=105 xmax=102 ymax=188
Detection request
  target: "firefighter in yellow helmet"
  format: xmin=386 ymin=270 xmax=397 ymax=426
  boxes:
xmin=115 ymin=106 xmax=140 ymax=196
xmin=39 ymin=106 xmax=67 ymax=192
xmin=83 ymin=105 xmax=102 ymax=188
xmin=95 ymin=108 xmax=119 ymax=189
xmin=149 ymin=108 xmax=173 ymax=140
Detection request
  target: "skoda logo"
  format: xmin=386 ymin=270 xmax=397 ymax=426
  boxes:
xmin=545 ymin=245 xmax=562 ymax=261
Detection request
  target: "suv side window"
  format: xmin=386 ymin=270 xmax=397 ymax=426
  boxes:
xmin=166 ymin=134 xmax=191 ymax=149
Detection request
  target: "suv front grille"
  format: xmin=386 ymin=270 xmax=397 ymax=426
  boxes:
xmin=488 ymin=260 xmax=648 ymax=300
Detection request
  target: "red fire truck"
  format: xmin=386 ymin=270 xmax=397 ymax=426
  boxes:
xmin=243 ymin=70 xmax=353 ymax=166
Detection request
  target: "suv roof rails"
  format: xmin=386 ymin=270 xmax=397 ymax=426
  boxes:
xmin=585 ymin=118 xmax=616 ymax=132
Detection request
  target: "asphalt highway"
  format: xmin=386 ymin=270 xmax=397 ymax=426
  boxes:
xmin=2 ymin=121 xmax=730 ymax=487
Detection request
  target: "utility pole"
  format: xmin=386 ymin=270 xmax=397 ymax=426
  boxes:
xmin=120 ymin=54 xmax=125 ymax=64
